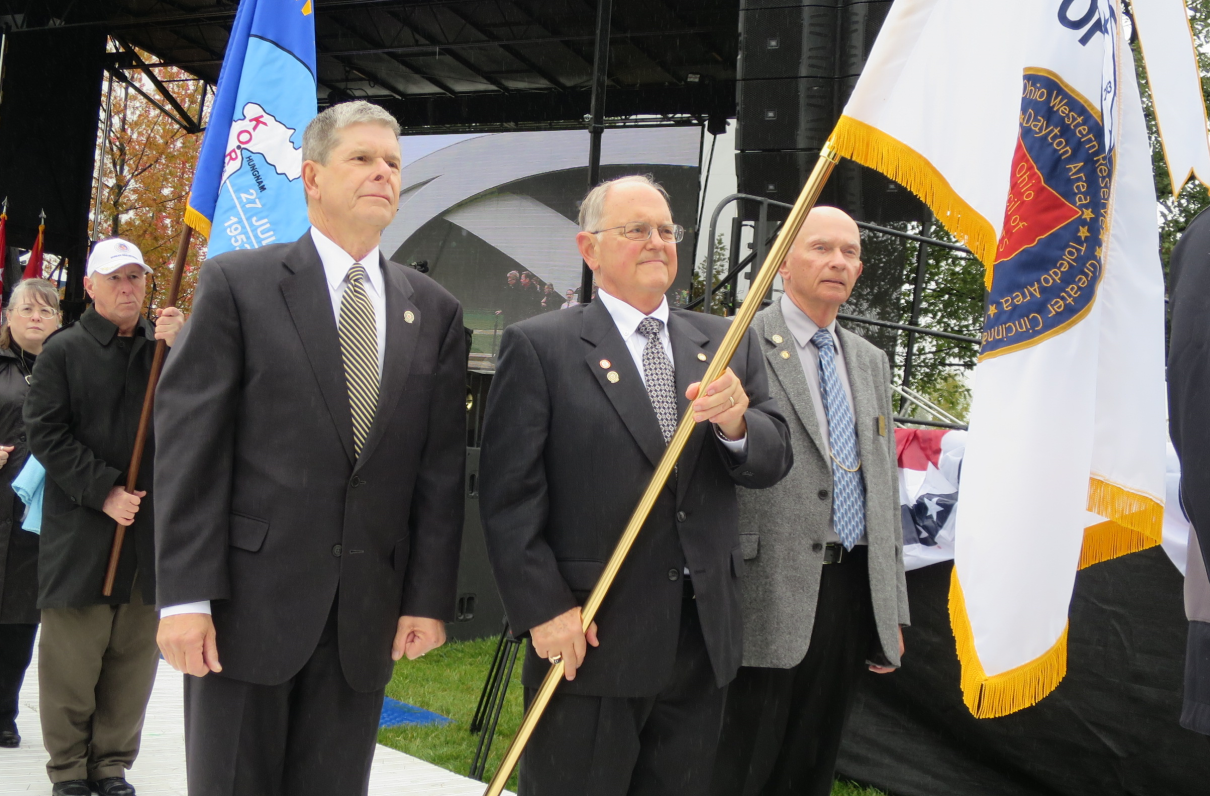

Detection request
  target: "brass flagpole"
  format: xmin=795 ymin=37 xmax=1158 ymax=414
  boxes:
xmin=482 ymin=143 xmax=841 ymax=796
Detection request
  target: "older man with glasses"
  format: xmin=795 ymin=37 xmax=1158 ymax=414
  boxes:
xmin=480 ymin=174 xmax=793 ymax=796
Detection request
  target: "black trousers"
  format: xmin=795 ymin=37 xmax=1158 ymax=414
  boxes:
xmin=0 ymin=622 xmax=37 ymax=732
xmin=182 ymin=600 xmax=385 ymax=796
xmin=711 ymin=547 xmax=875 ymax=796
xmin=520 ymin=590 xmax=727 ymax=796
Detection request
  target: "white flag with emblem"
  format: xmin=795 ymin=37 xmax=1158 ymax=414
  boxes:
xmin=826 ymin=0 xmax=1209 ymax=716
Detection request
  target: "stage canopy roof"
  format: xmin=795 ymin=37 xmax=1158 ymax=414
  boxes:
xmin=0 ymin=0 xmax=738 ymax=131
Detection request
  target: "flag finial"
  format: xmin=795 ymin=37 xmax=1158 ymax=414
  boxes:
xmin=38 ymin=208 xmax=45 ymax=224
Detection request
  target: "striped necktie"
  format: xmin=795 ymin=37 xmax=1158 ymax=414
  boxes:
xmin=811 ymin=328 xmax=865 ymax=549
xmin=338 ymin=264 xmax=379 ymax=457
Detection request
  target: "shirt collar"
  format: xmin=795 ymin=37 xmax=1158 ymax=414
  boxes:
xmin=310 ymin=226 xmax=384 ymax=298
xmin=596 ymin=288 xmax=670 ymax=340
xmin=780 ymin=293 xmax=840 ymax=350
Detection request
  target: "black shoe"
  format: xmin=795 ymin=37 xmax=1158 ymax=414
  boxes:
xmin=50 ymin=781 xmax=91 ymax=796
xmin=90 ymin=778 xmax=135 ymax=796
xmin=0 ymin=728 xmax=18 ymax=747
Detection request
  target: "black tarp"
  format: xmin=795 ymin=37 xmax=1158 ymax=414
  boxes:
xmin=837 ymin=549 xmax=1210 ymax=796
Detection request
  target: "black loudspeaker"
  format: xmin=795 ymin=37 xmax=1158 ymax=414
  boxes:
xmin=735 ymin=151 xmax=922 ymax=225
xmin=0 ymin=26 xmax=107 ymax=310
xmin=735 ymin=0 xmax=920 ymax=225
xmin=445 ymin=446 xmax=507 ymax=642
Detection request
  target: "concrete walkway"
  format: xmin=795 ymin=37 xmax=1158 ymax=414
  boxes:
xmin=0 ymin=637 xmax=508 ymax=795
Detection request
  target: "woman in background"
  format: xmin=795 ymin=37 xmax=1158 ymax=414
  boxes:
xmin=0 ymin=278 xmax=60 ymax=748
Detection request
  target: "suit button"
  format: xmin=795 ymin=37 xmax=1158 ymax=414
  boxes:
xmin=350 ymin=476 xmax=364 ymax=488
xmin=17 ymin=433 xmax=25 ymax=442
xmin=812 ymin=543 xmax=823 ymax=552
xmin=818 ymin=489 xmax=829 ymax=500
xmin=332 ymin=544 xmax=342 ymax=557
xmin=667 ymin=568 xmax=679 ymax=581
xmin=676 ymin=511 xmax=687 ymax=522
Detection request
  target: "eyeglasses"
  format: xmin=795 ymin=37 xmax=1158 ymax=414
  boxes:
xmin=592 ymin=222 xmax=685 ymax=243
xmin=14 ymin=306 xmax=58 ymax=320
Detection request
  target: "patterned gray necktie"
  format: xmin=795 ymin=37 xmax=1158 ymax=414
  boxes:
xmin=811 ymin=328 xmax=866 ymax=549
xmin=637 ymin=317 xmax=677 ymax=443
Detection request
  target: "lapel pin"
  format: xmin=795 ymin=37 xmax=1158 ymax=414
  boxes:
xmin=697 ymin=352 xmax=707 ymax=362
xmin=780 ymin=350 xmax=791 ymax=359
xmin=599 ymin=359 xmax=611 ymax=369
xmin=772 ymin=334 xmax=784 ymax=344
xmin=607 ymin=371 xmax=620 ymax=383
xmin=404 ymin=310 xmax=415 ymax=324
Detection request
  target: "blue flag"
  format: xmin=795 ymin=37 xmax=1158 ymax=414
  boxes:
xmin=184 ymin=0 xmax=316 ymax=256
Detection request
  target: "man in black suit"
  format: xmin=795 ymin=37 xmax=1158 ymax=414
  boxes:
xmin=479 ymin=175 xmax=793 ymax=796
xmin=153 ymin=101 xmax=465 ymax=796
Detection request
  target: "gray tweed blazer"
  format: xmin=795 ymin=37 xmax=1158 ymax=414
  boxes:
xmin=737 ymin=300 xmax=910 ymax=669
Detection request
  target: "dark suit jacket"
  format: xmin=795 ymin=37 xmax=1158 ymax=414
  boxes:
xmin=154 ymin=232 xmax=466 ymax=693
xmin=25 ymin=307 xmax=158 ymax=609
xmin=479 ymin=299 xmax=793 ymax=698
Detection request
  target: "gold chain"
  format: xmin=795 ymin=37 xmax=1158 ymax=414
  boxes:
xmin=830 ymin=451 xmax=862 ymax=472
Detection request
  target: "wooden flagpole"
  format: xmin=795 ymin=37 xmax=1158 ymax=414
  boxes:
xmin=481 ymin=143 xmax=841 ymax=795
xmin=102 ymin=224 xmax=193 ymax=596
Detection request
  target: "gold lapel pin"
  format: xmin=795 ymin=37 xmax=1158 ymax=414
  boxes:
xmin=772 ymin=334 xmax=784 ymax=344
xmin=697 ymin=352 xmax=707 ymax=362
xmin=780 ymin=350 xmax=791 ymax=359
xmin=404 ymin=310 xmax=415 ymax=324
xmin=599 ymin=359 xmax=611 ymax=369
xmin=607 ymin=371 xmax=620 ymax=383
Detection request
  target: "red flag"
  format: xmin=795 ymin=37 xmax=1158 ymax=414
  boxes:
xmin=23 ymin=220 xmax=43 ymax=281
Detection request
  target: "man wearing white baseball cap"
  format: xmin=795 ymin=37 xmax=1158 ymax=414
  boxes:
xmin=23 ymin=237 xmax=184 ymax=796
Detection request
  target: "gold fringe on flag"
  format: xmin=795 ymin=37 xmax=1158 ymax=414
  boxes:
xmin=1080 ymin=477 xmax=1164 ymax=569
xmin=183 ymin=204 xmax=213 ymax=239
xmin=949 ymin=569 xmax=1069 ymax=718
xmin=827 ymin=116 xmax=999 ymax=289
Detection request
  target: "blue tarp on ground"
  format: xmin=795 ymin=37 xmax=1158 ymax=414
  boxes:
xmin=379 ymin=697 xmax=451 ymax=729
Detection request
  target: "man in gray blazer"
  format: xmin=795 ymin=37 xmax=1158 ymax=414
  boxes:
xmin=711 ymin=206 xmax=909 ymax=796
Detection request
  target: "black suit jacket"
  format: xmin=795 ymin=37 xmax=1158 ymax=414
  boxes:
xmin=479 ymin=300 xmax=792 ymax=697
xmin=154 ymin=232 xmax=466 ymax=693
xmin=1168 ymin=205 xmax=1210 ymax=581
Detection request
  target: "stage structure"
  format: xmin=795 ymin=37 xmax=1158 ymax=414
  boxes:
xmin=0 ymin=0 xmax=737 ymax=318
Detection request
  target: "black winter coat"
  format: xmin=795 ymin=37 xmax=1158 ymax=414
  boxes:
xmin=0 ymin=345 xmax=38 ymax=624
xmin=24 ymin=307 xmax=157 ymax=608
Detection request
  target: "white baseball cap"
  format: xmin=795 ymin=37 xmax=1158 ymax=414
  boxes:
xmin=87 ymin=238 xmax=152 ymax=277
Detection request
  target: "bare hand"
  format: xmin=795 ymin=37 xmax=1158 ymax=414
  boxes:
xmin=158 ymin=613 xmax=222 ymax=677
xmin=869 ymin=627 xmax=905 ymax=674
xmin=155 ymin=307 xmax=186 ymax=347
xmin=103 ymin=487 xmax=146 ymax=526
xmin=392 ymin=616 xmax=446 ymax=661
xmin=686 ymin=367 xmax=749 ymax=440
xmin=0 ymin=445 xmax=14 ymax=469
xmin=530 ymin=606 xmax=600 ymax=681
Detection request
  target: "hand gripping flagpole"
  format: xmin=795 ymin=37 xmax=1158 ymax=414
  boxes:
xmin=102 ymin=225 xmax=193 ymax=596
xmin=481 ymin=143 xmax=840 ymax=795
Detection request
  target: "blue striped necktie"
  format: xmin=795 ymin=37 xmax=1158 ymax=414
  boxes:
xmin=811 ymin=328 xmax=865 ymax=549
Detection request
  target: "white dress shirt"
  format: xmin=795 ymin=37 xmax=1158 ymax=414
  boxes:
xmin=311 ymin=226 xmax=387 ymax=377
xmin=780 ymin=293 xmax=866 ymax=546
xmin=595 ymin=289 xmax=746 ymax=455
xmin=161 ymin=227 xmax=388 ymax=618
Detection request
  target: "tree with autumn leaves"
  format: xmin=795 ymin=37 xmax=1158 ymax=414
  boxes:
xmin=91 ymin=48 xmax=209 ymax=314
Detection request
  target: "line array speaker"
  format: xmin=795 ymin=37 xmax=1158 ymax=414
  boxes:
xmin=734 ymin=0 xmax=922 ymax=225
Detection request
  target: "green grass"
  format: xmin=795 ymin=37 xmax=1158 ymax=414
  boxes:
xmin=377 ymin=638 xmax=887 ymax=796
xmin=378 ymin=637 xmax=524 ymax=792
